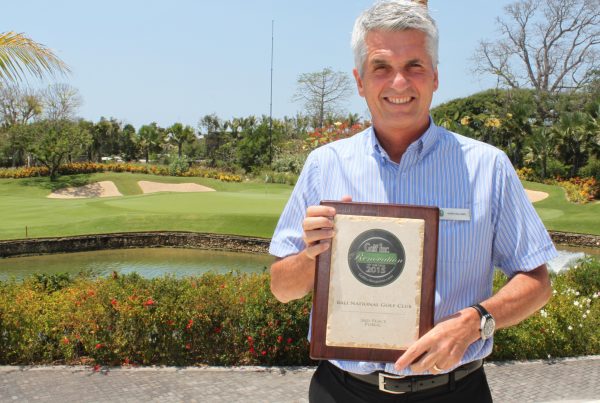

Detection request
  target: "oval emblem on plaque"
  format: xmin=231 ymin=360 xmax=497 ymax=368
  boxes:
xmin=347 ymin=229 xmax=405 ymax=287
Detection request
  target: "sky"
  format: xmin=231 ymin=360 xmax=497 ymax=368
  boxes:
xmin=2 ymin=0 xmax=517 ymax=129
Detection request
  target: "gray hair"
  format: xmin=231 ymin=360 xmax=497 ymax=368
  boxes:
xmin=351 ymin=0 xmax=439 ymax=77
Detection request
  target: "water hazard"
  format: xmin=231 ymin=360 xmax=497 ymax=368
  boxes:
xmin=0 ymin=248 xmax=274 ymax=281
xmin=0 ymin=246 xmax=597 ymax=282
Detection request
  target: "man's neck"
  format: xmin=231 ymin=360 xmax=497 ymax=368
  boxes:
xmin=373 ymin=119 xmax=431 ymax=163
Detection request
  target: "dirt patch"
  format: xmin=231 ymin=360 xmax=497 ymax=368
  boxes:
xmin=525 ymin=189 xmax=549 ymax=203
xmin=138 ymin=181 xmax=215 ymax=194
xmin=47 ymin=181 xmax=122 ymax=199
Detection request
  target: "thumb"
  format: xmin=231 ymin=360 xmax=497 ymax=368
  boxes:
xmin=341 ymin=195 xmax=352 ymax=202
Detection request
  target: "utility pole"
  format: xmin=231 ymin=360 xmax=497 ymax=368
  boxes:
xmin=269 ymin=20 xmax=274 ymax=167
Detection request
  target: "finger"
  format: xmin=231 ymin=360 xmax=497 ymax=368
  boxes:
xmin=303 ymin=228 xmax=334 ymax=245
xmin=306 ymin=205 xmax=336 ymax=218
xmin=341 ymin=195 xmax=352 ymax=202
xmin=394 ymin=343 xmax=427 ymax=371
xmin=411 ymin=352 xmax=439 ymax=374
xmin=304 ymin=240 xmax=331 ymax=260
xmin=303 ymin=216 xmax=334 ymax=231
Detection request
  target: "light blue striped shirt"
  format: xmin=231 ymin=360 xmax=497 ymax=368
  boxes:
xmin=269 ymin=120 xmax=557 ymax=375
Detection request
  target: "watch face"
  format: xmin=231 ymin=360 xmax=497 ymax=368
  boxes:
xmin=482 ymin=317 xmax=495 ymax=339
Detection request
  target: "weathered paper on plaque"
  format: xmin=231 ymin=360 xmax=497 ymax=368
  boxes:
xmin=326 ymin=214 xmax=425 ymax=350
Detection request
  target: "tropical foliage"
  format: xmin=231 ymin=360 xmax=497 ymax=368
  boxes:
xmin=0 ymin=257 xmax=598 ymax=365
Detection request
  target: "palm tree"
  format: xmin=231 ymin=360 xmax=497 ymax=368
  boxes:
xmin=167 ymin=123 xmax=195 ymax=158
xmin=0 ymin=31 xmax=69 ymax=82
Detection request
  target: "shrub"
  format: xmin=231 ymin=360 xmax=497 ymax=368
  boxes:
xmin=0 ymin=163 xmax=242 ymax=183
xmin=168 ymin=157 xmax=190 ymax=176
xmin=0 ymin=258 xmax=597 ymax=365
xmin=580 ymin=158 xmax=600 ymax=185
xmin=490 ymin=258 xmax=600 ymax=360
xmin=549 ymin=177 xmax=599 ymax=203
xmin=0 ymin=271 xmax=311 ymax=366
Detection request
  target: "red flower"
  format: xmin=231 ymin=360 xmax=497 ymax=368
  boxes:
xmin=185 ymin=343 xmax=191 ymax=350
xmin=239 ymin=297 xmax=246 ymax=303
xmin=166 ymin=320 xmax=175 ymax=326
xmin=214 ymin=327 xmax=222 ymax=334
xmin=93 ymin=364 xmax=101 ymax=372
xmin=277 ymin=335 xmax=283 ymax=343
xmin=143 ymin=298 xmax=155 ymax=307
xmin=261 ymin=350 xmax=267 ymax=356
xmin=287 ymin=338 xmax=293 ymax=344
xmin=62 ymin=337 xmax=70 ymax=345
xmin=249 ymin=346 xmax=256 ymax=354
xmin=110 ymin=298 xmax=118 ymax=307
xmin=247 ymin=336 xmax=253 ymax=343
xmin=186 ymin=319 xmax=194 ymax=329
xmin=95 ymin=343 xmax=103 ymax=349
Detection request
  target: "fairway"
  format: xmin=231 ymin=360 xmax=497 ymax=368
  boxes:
xmin=0 ymin=173 xmax=292 ymax=240
xmin=1 ymin=174 xmax=599 ymax=240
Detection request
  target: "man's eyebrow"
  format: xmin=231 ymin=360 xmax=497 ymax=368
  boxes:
xmin=369 ymin=58 xmax=389 ymax=66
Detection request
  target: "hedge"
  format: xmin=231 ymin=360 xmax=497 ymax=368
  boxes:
xmin=0 ymin=258 xmax=598 ymax=366
xmin=0 ymin=163 xmax=242 ymax=182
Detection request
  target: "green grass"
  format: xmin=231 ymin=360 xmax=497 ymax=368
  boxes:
xmin=0 ymin=174 xmax=598 ymax=240
xmin=0 ymin=173 xmax=292 ymax=240
xmin=523 ymin=180 xmax=600 ymax=235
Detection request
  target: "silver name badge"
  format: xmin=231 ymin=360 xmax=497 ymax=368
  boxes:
xmin=439 ymin=208 xmax=471 ymax=221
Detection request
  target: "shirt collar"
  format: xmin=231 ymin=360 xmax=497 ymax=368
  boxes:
xmin=368 ymin=117 xmax=439 ymax=163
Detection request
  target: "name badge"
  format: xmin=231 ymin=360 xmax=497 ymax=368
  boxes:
xmin=440 ymin=208 xmax=471 ymax=221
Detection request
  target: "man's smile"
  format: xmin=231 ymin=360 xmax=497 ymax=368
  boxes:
xmin=384 ymin=96 xmax=414 ymax=105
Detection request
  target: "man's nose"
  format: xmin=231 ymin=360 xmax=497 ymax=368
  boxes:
xmin=390 ymin=71 xmax=409 ymax=90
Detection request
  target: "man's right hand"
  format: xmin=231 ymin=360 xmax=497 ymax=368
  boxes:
xmin=302 ymin=195 xmax=352 ymax=260
xmin=270 ymin=195 xmax=352 ymax=302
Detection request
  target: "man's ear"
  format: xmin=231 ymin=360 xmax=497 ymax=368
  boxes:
xmin=353 ymin=68 xmax=365 ymax=97
xmin=433 ymin=67 xmax=439 ymax=92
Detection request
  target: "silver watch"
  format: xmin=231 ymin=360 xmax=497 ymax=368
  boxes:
xmin=471 ymin=304 xmax=495 ymax=340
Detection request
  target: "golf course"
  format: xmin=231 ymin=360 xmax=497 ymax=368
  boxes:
xmin=0 ymin=173 xmax=599 ymax=241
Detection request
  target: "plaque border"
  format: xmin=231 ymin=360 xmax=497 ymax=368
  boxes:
xmin=309 ymin=201 xmax=439 ymax=363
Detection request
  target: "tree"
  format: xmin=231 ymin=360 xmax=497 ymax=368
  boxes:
xmin=292 ymin=67 xmax=353 ymax=129
xmin=0 ymin=84 xmax=42 ymax=128
xmin=473 ymin=0 xmax=600 ymax=117
xmin=24 ymin=120 xmax=91 ymax=180
xmin=167 ymin=123 xmax=195 ymax=158
xmin=41 ymin=83 xmax=82 ymax=121
xmin=137 ymin=122 xmax=165 ymax=163
xmin=0 ymin=31 xmax=69 ymax=82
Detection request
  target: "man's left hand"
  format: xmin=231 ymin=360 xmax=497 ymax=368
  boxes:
xmin=394 ymin=307 xmax=480 ymax=374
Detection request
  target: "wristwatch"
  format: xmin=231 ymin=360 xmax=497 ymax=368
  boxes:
xmin=471 ymin=303 xmax=495 ymax=340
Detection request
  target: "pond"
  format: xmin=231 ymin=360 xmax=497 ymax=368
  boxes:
xmin=0 ymin=246 xmax=597 ymax=282
xmin=0 ymin=248 xmax=274 ymax=282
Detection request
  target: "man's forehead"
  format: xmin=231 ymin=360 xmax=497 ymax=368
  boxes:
xmin=364 ymin=30 xmax=430 ymax=60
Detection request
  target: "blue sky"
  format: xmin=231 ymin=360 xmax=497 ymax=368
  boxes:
xmin=3 ymin=0 xmax=516 ymax=129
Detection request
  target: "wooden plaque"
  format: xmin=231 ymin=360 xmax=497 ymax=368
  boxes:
xmin=310 ymin=201 xmax=439 ymax=362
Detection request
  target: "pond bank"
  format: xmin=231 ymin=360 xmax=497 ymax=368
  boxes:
xmin=0 ymin=230 xmax=598 ymax=258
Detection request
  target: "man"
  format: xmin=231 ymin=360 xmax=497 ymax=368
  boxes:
xmin=269 ymin=1 xmax=557 ymax=401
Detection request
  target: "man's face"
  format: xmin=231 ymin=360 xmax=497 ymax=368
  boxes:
xmin=353 ymin=29 xmax=438 ymax=139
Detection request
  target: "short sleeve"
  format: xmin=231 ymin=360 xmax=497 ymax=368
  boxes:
xmin=491 ymin=153 xmax=557 ymax=276
xmin=269 ymin=152 xmax=323 ymax=258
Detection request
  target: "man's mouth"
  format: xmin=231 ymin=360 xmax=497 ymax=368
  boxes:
xmin=385 ymin=96 xmax=413 ymax=105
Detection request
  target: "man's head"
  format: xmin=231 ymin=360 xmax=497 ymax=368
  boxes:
xmin=351 ymin=0 xmax=438 ymax=77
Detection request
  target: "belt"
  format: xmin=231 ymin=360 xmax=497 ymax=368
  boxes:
xmin=345 ymin=359 xmax=483 ymax=395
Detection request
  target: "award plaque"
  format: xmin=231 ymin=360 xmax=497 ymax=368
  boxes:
xmin=310 ymin=201 xmax=439 ymax=362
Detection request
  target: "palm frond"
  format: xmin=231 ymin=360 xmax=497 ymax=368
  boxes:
xmin=0 ymin=31 xmax=70 ymax=82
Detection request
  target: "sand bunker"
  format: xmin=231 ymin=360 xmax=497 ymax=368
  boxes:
xmin=137 ymin=181 xmax=215 ymax=194
xmin=525 ymin=189 xmax=549 ymax=203
xmin=48 ymin=181 xmax=123 ymax=199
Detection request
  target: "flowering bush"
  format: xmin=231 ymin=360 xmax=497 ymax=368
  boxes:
xmin=0 ymin=163 xmax=242 ymax=183
xmin=547 ymin=177 xmax=599 ymax=203
xmin=491 ymin=257 xmax=600 ymax=360
xmin=0 ymin=258 xmax=597 ymax=366
xmin=304 ymin=120 xmax=370 ymax=151
xmin=0 ymin=272 xmax=310 ymax=366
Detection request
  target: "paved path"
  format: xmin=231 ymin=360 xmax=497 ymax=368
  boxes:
xmin=0 ymin=356 xmax=598 ymax=402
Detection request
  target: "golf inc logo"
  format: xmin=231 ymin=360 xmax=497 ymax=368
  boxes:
xmin=347 ymin=229 xmax=405 ymax=287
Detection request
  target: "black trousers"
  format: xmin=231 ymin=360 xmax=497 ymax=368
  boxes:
xmin=309 ymin=361 xmax=493 ymax=403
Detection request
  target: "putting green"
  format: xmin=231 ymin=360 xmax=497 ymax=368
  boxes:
xmin=0 ymin=174 xmax=599 ymax=240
